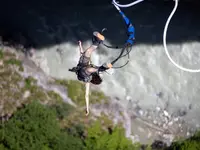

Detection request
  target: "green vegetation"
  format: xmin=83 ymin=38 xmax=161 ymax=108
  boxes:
xmin=0 ymin=49 xmax=3 ymax=59
xmin=2 ymin=50 xmax=23 ymax=71
xmin=4 ymin=58 xmax=22 ymax=67
xmin=51 ymin=102 xmax=74 ymax=120
xmin=2 ymin=100 xmax=199 ymax=150
xmin=55 ymin=79 xmax=109 ymax=106
xmin=0 ymin=101 xmax=84 ymax=150
xmin=0 ymin=101 xmax=141 ymax=150
xmin=167 ymin=131 xmax=200 ymax=150
xmin=84 ymin=120 xmax=141 ymax=150
xmin=24 ymin=76 xmax=37 ymax=89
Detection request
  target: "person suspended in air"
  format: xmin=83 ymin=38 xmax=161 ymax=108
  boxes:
xmin=69 ymin=31 xmax=112 ymax=115
xmin=69 ymin=31 xmax=113 ymax=85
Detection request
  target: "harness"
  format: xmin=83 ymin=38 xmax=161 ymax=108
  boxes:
xmin=69 ymin=63 xmax=98 ymax=82
xmin=77 ymin=68 xmax=92 ymax=82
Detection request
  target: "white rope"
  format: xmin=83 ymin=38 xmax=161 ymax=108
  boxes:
xmin=112 ymin=0 xmax=144 ymax=7
xmin=112 ymin=0 xmax=200 ymax=73
xmin=163 ymin=0 xmax=200 ymax=72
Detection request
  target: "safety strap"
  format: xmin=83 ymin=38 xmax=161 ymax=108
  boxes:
xmin=100 ymin=3 xmax=135 ymax=69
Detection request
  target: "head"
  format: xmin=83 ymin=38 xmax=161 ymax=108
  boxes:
xmin=90 ymin=73 xmax=102 ymax=85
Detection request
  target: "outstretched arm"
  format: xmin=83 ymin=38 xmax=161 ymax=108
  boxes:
xmin=78 ymin=41 xmax=84 ymax=56
xmin=85 ymin=63 xmax=113 ymax=74
xmin=85 ymin=82 xmax=90 ymax=116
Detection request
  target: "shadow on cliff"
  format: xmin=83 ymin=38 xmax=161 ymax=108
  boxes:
xmin=0 ymin=0 xmax=199 ymax=49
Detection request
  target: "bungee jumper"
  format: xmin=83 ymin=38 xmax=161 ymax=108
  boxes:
xmin=69 ymin=32 xmax=113 ymax=115
xmin=68 ymin=2 xmax=135 ymax=115
xmin=69 ymin=32 xmax=113 ymax=85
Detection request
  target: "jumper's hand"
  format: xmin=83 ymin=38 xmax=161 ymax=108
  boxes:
xmin=78 ymin=40 xmax=84 ymax=54
xmin=78 ymin=40 xmax=82 ymax=46
xmin=98 ymin=63 xmax=113 ymax=72
xmin=103 ymin=62 xmax=113 ymax=69
xmin=85 ymin=108 xmax=89 ymax=116
xmin=106 ymin=63 xmax=113 ymax=69
xmin=85 ymin=82 xmax=90 ymax=116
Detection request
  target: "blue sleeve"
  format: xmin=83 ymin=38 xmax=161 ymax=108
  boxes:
xmin=119 ymin=11 xmax=135 ymax=45
xmin=127 ymin=25 xmax=135 ymax=45
xmin=119 ymin=11 xmax=131 ymax=26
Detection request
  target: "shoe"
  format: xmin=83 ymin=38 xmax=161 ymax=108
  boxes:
xmin=92 ymin=31 xmax=105 ymax=46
